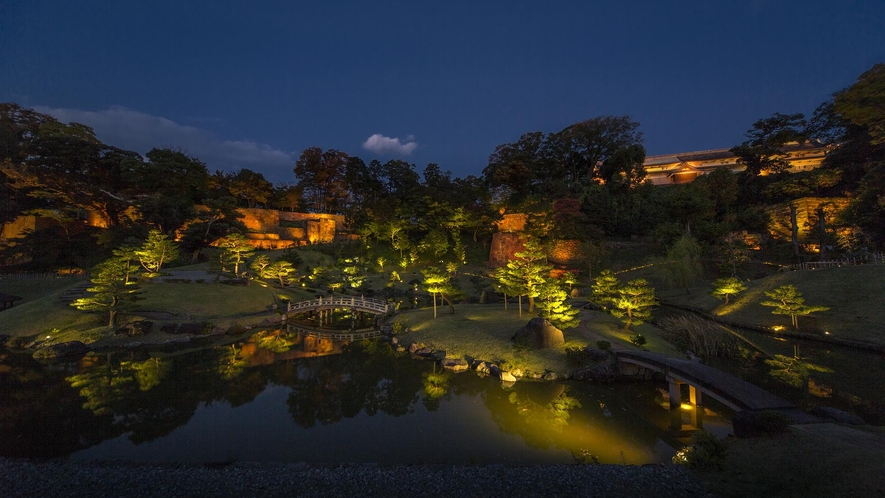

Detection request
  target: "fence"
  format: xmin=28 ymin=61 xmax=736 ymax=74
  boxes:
xmin=0 ymin=271 xmax=86 ymax=280
xmin=789 ymin=252 xmax=885 ymax=271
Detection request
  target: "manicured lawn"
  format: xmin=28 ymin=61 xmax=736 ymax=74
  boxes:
xmin=1 ymin=281 xmax=101 ymax=338
xmin=396 ymin=303 xmax=590 ymax=375
xmin=695 ymin=424 xmax=885 ymax=497
xmin=0 ymin=276 xmax=86 ymax=304
xmin=663 ymin=265 xmax=885 ymax=347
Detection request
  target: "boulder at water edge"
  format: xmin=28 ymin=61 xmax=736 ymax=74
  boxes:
xmin=32 ymin=341 xmax=90 ymax=360
xmin=512 ymin=318 xmax=564 ymax=349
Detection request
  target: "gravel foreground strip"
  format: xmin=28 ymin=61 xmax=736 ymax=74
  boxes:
xmin=1 ymin=459 xmax=713 ymax=497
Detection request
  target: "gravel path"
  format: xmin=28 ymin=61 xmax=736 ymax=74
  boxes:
xmin=1 ymin=459 xmax=712 ymax=497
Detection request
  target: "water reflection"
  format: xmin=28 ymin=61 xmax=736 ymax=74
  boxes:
xmin=0 ymin=329 xmax=731 ymax=464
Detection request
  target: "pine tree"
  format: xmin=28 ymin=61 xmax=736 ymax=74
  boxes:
xmin=711 ymin=276 xmax=747 ymax=304
xmin=216 ymin=233 xmax=255 ymax=275
xmin=266 ymin=260 xmax=296 ymax=286
xmin=71 ymin=257 xmax=142 ymax=326
xmin=135 ymin=229 xmax=179 ymax=275
xmin=499 ymin=239 xmax=550 ymax=314
xmin=422 ymin=266 xmax=454 ymax=318
xmin=760 ymin=285 xmax=829 ymax=330
xmin=535 ymin=277 xmax=580 ymax=329
xmin=590 ymin=269 xmax=621 ymax=309
xmin=611 ymin=279 xmax=656 ymax=330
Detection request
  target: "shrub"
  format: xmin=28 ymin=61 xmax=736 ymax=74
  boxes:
xmin=566 ymin=346 xmax=593 ymax=366
xmin=672 ymin=430 xmax=727 ymax=470
xmin=596 ymin=340 xmax=611 ymax=350
xmin=391 ymin=318 xmax=409 ymax=334
xmin=630 ymin=334 xmax=647 ymax=347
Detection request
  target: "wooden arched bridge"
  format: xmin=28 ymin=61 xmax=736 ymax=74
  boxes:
xmin=615 ymin=350 xmax=795 ymax=412
xmin=286 ymin=295 xmax=390 ymax=315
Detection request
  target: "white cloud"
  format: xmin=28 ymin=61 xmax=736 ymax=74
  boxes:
xmin=32 ymin=105 xmax=294 ymax=180
xmin=362 ymin=133 xmax=418 ymax=155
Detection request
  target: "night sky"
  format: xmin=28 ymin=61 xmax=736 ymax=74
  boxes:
xmin=2 ymin=1 xmax=883 ymax=182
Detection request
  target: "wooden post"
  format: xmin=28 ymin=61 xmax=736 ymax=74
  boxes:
xmin=669 ymin=378 xmax=682 ymax=409
xmin=689 ymin=385 xmax=702 ymax=406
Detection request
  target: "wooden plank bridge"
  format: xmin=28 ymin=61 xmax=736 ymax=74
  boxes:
xmin=616 ymin=351 xmax=795 ymax=412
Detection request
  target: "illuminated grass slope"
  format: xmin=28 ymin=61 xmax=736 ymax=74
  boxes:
xmin=665 ymin=265 xmax=885 ymax=346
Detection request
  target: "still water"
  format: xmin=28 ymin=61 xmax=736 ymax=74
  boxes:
xmin=0 ymin=329 xmax=734 ymax=465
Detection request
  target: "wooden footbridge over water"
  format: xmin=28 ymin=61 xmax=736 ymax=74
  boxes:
xmin=286 ymin=295 xmax=390 ymax=315
xmin=616 ymin=351 xmax=795 ymax=412
xmin=284 ymin=295 xmax=390 ymax=328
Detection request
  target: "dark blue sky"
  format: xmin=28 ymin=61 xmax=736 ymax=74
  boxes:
xmin=2 ymin=1 xmax=883 ymax=183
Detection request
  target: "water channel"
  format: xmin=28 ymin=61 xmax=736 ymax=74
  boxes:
xmin=1 ymin=322 xmax=881 ymax=465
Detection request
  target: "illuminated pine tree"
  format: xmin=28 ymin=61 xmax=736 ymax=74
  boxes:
xmin=496 ymin=239 xmax=550 ymax=315
xmin=135 ymin=229 xmax=178 ymax=275
xmin=760 ymin=285 xmax=829 ymax=330
xmin=422 ymin=266 xmax=455 ymax=318
xmin=711 ymin=276 xmax=747 ymax=304
xmin=535 ymin=277 xmax=580 ymax=329
xmin=590 ymin=269 xmax=621 ymax=309
xmin=611 ymin=279 xmax=656 ymax=330
xmin=71 ymin=257 xmax=143 ymax=326
xmin=216 ymin=233 xmax=255 ymax=275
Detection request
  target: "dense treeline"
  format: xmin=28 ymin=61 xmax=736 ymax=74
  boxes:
xmin=1 ymin=64 xmax=883 ymax=272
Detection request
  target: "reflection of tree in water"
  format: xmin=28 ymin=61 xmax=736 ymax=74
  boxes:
xmin=483 ymin=381 xmax=663 ymax=462
xmin=285 ymin=341 xmax=424 ymax=428
xmin=0 ymin=351 xmax=120 ymax=458
xmin=484 ymin=383 xmax=582 ymax=449
xmin=254 ymin=329 xmax=299 ymax=353
xmin=421 ymin=365 xmax=451 ymax=411
xmin=217 ymin=344 xmax=250 ymax=380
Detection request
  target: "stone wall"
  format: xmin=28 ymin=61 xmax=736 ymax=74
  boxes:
xmin=239 ymin=208 xmax=281 ymax=233
xmin=234 ymin=208 xmax=344 ymax=248
xmin=767 ymin=197 xmax=849 ymax=244
xmin=547 ymin=239 xmax=581 ymax=266
xmin=488 ymin=232 xmax=525 ymax=268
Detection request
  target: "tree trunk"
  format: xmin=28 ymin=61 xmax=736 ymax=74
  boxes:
xmin=503 ymin=292 xmax=508 ymax=311
xmin=789 ymin=203 xmax=799 ymax=257
xmin=528 ymin=296 xmax=535 ymax=313
xmin=818 ymin=206 xmax=827 ymax=261
xmin=108 ymin=310 xmax=117 ymax=327
xmin=518 ymin=295 xmax=523 ymax=317
xmin=432 ymin=293 xmax=437 ymax=318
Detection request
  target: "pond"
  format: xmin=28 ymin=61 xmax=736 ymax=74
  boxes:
xmin=704 ymin=326 xmax=885 ymax=424
xmin=0 ymin=328 xmax=734 ymax=465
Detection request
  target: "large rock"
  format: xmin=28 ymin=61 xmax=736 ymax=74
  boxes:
xmin=812 ymin=406 xmax=866 ymax=425
xmin=499 ymin=371 xmax=517 ymax=383
xmin=116 ymin=320 xmax=153 ymax=336
xmin=32 ymin=341 xmax=90 ymax=360
xmin=512 ymin=318 xmax=564 ymax=349
xmin=440 ymin=358 xmax=469 ymax=372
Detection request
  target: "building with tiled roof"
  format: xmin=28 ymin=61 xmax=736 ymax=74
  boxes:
xmin=643 ymin=141 xmax=833 ymax=186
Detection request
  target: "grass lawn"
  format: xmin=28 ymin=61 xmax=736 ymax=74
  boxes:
xmin=1 ymin=277 xmax=317 ymax=346
xmin=695 ymin=424 xmax=885 ymax=497
xmin=663 ymin=265 xmax=885 ymax=347
xmin=396 ymin=303 xmax=590 ymax=375
xmin=0 ymin=277 xmax=86 ymax=304
xmin=1 ymin=281 xmax=101 ymax=338
xmin=578 ymin=309 xmax=683 ymax=356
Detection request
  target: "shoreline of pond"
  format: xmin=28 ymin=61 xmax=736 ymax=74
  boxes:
xmin=0 ymin=458 xmax=710 ymax=498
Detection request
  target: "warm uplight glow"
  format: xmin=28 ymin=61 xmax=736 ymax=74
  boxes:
xmin=772 ymin=325 xmax=784 ymax=331
xmin=680 ymin=403 xmax=693 ymax=411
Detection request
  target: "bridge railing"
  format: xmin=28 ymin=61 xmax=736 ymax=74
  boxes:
xmin=286 ymin=295 xmax=390 ymax=314
xmin=285 ymin=323 xmax=382 ymax=341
